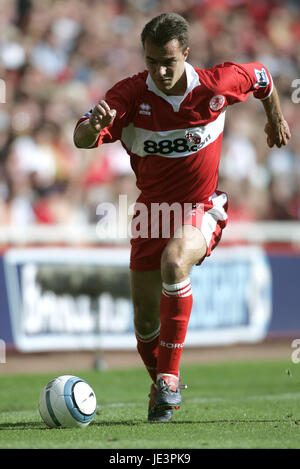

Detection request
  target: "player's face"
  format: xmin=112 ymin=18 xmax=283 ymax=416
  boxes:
xmin=144 ymin=38 xmax=189 ymax=96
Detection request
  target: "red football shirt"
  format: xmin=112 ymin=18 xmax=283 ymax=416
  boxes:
xmin=75 ymin=61 xmax=273 ymax=204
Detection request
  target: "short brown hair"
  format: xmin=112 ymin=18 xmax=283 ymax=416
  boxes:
xmin=141 ymin=13 xmax=189 ymax=51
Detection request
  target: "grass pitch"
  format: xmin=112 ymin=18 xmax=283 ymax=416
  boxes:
xmin=0 ymin=360 xmax=300 ymax=449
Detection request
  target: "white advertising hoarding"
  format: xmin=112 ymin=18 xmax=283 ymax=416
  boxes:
xmin=3 ymin=246 xmax=272 ymax=351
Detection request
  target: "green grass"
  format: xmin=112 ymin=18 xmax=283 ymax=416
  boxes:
xmin=0 ymin=360 xmax=300 ymax=449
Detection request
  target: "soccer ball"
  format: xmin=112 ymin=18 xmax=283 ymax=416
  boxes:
xmin=38 ymin=375 xmax=97 ymax=428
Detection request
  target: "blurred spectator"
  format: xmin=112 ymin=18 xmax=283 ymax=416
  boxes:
xmin=0 ymin=0 xmax=299 ymax=230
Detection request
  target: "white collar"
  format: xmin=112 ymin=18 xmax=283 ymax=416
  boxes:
xmin=146 ymin=62 xmax=200 ymax=112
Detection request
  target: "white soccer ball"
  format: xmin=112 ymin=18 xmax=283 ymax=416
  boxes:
xmin=38 ymin=375 xmax=97 ymax=428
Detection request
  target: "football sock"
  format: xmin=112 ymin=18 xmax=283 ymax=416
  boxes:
xmin=157 ymin=278 xmax=193 ymax=380
xmin=156 ymin=373 xmax=178 ymax=391
xmin=135 ymin=325 xmax=160 ymax=383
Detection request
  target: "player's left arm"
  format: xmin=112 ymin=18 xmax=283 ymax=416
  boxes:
xmin=261 ymin=86 xmax=291 ymax=148
xmin=212 ymin=62 xmax=291 ymax=148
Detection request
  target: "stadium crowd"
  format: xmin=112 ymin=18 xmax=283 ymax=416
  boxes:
xmin=0 ymin=0 xmax=299 ymax=228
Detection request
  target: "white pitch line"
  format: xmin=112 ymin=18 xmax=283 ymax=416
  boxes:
xmin=186 ymin=392 xmax=300 ymax=404
xmin=105 ymin=392 xmax=300 ymax=408
xmin=3 ymin=392 xmax=300 ymax=416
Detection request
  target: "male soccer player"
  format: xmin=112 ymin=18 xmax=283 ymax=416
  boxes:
xmin=74 ymin=13 xmax=291 ymax=422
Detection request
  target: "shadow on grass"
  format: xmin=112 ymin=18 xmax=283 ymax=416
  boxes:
xmin=171 ymin=419 xmax=294 ymax=424
xmin=1 ymin=417 xmax=298 ymax=431
xmin=91 ymin=418 xmax=291 ymax=426
xmin=0 ymin=421 xmax=47 ymax=430
xmin=0 ymin=420 xmax=144 ymax=430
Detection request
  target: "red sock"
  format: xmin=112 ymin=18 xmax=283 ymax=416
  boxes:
xmin=157 ymin=278 xmax=193 ymax=379
xmin=135 ymin=326 xmax=160 ymax=383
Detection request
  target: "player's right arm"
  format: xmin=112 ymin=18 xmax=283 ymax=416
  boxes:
xmin=73 ymin=100 xmax=116 ymax=148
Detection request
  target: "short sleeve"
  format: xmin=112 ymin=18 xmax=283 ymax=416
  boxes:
xmin=74 ymin=76 xmax=136 ymax=148
xmin=235 ymin=62 xmax=273 ymax=100
xmin=205 ymin=61 xmax=273 ymax=106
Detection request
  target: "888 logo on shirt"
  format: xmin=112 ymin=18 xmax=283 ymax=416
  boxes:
xmin=144 ymin=138 xmax=200 ymax=155
xmin=129 ymin=112 xmax=226 ymax=158
xmin=129 ymin=110 xmax=225 ymax=158
xmin=132 ymin=112 xmax=226 ymax=158
xmin=142 ymin=129 xmax=209 ymax=156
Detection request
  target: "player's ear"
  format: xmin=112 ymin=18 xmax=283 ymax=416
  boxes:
xmin=183 ymin=47 xmax=190 ymax=61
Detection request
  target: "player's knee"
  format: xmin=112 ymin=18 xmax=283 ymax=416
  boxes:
xmin=133 ymin=298 xmax=160 ymax=336
xmin=160 ymin=251 xmax=187 ymax=284
xmin=134 ymin=318 xmax=159 ymax=338
xmin=134 ymin=308 xmax=159 ymax=337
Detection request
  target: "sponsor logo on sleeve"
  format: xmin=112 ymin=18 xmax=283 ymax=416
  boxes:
xmin=254 ymin=68 xmax=269 ymax=88
xmin=139 ymin=103 xmax=152 ymax=116
xmin=83 ymin=110 xmax=92 ymax=118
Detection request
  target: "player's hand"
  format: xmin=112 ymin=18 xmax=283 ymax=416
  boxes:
xmin=264 ymin=119 xmax=291 ymax=148
xmin=89 ymin=100 xmax=116 ymax=132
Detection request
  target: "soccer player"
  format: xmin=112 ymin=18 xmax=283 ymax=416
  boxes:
xmin=74 ymin=13 xmax=291 ymax=422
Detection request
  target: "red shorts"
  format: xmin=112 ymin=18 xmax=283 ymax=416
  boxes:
xmin=130 ymin=191 xmax=228 ymax=271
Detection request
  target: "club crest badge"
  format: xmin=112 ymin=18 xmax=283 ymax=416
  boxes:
xmin=209 ymin=95 xmax=225 ymax=111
